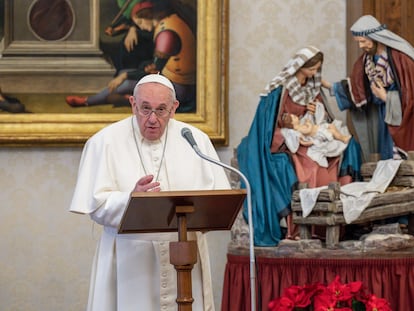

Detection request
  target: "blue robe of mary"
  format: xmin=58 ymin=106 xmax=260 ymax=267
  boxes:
xmin=237 ymin=87 xmax=362 ymax=247
xmin=237 ymin=87 xmax=297 ymax=247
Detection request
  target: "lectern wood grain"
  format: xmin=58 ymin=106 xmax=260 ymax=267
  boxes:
xmin=118 ymin=189 xmax=246 ymax=234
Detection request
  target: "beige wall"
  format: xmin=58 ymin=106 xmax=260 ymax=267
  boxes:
xmin=0 ymin=1 xmax=346 ymax=310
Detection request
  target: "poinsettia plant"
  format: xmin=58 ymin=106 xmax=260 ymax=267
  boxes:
xmin=268 ymin=275 xmax=392 ymax=311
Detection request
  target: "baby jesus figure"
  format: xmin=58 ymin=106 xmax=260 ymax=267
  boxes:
xmin=281 ymin=112 xmax=351 ymax=167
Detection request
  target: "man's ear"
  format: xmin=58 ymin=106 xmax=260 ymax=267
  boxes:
xmin=170 ymin=100 xmax=180 ymax=117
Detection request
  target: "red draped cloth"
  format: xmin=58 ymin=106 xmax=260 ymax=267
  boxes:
xmin=222 ymin=254 xmax=414 ymax=311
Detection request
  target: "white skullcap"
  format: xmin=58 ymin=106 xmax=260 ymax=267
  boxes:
xmin=136 ymin=74 xmax=176 ymax=98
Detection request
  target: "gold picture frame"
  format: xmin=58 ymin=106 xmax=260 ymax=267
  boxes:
xmin=0 ymin=0 xmax=229 ymax=146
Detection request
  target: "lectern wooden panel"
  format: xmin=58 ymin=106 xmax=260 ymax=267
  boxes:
xmin=117 ymin=189 xmax=247 ymax=311
xmin=118 ymin=189 xmax=246 ymax=234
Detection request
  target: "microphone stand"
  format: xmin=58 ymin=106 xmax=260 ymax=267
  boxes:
xmin=191 ymin=144 xmax=256 ymax=311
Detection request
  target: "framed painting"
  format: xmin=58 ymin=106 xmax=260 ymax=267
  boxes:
xmin=0 ymin=0 xmax=229 ymax=146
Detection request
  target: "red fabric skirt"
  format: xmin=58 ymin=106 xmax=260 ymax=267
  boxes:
xmin=221 ymin=254 xmax=414 ymax=311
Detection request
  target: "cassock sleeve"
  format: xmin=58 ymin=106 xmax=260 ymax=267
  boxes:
xmin=69 ymin=134 xmax=131 ymax=228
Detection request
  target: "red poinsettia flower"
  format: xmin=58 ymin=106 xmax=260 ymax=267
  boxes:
xmin=313 ymin=289 xmax=340 ymax=311
xmin=269 ymin=276 xmax=391 ymax=311
xmin=325 ymin=275 xmax=363 ymax=303
xmin=285 ymin=284 xmax=320 ymax=307
xmin=310 ymin=295 xmax=354 ymax=311
xmin=268 ymin=296 xmax=294 ymax=311
xmin=268 ymin=283 xmax=320 ymax=310
xmin=365 ymin=294 xmax=392 ymax=311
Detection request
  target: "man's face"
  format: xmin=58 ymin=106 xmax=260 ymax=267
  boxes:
xmin=354 ymin=36 xmax=377 ymax=55
xmin=132 ymin=17 xmax=154 ymax=32
xmin=130 ymin=83 xmax=179 ymax=141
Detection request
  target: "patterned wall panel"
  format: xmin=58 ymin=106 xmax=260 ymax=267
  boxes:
xmin=0 ymin=1 xmax=346 ymax=310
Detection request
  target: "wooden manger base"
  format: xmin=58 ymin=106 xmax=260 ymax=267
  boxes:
xmin=292 ymin=160 xmax=414 ymax=248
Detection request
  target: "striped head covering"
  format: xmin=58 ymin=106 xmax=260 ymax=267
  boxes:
xmin=261 ymin=46 xmax=322 ymax=106
xmin=351 ymin=15 xmax=414 ymax=60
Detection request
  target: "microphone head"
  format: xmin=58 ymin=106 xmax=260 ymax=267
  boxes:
xmin=181 ymin=127 xmax=198 ymax=148
xmin=181 ymin=127 xmax=191 ymax=137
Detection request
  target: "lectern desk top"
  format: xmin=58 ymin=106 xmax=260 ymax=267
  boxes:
xmin=118 ymin=189 xmax=246 ymax=234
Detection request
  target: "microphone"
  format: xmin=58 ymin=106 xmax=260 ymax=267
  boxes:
xmin=181 ymin=127 xmax=198 ymax=149
xmin=181 ymin=127 xmax=257 ymax=311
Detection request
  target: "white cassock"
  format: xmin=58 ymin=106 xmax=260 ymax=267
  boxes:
xmin=69 ymin=116 xmax=230 ymax=311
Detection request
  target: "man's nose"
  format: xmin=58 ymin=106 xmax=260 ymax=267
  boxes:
xmin=148 ymin=111 xmax=158 ymax=121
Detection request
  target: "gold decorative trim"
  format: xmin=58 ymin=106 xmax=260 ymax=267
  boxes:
xmin=0 ymin=0 xmax=229 ymax=146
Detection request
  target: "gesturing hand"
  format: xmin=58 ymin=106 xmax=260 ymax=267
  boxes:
xmin=370 ymin=81 xmax=387 ymax=102
xmin=321 ymin=79 xmax=332 ymax=89
xmin=132 ymin=175 xmax=161 ymax=193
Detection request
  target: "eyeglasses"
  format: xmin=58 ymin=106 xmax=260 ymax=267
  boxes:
xmin=137 ymin=105 xmax=172 ymax=118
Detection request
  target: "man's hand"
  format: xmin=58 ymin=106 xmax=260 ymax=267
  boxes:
xmin=132 ymin=175 xmax=161 ymax=192
xmin=144 ymin=63 xmax=158 ymax=74
xmin=370 ymin=81 xmax=387 ymax=101
xmin=105 ymin=24 xmax=130 ymax=36
xmin=108 ymin=72 xmax=127 ymax=92
xmin=124 ymin=26 xmax=138 ymax=52
xmin=321 ymin=79 xmax=332 ymax=89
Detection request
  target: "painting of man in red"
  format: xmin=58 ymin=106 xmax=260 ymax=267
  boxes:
xmin=144 ymin=0 xmax=197 ymax=113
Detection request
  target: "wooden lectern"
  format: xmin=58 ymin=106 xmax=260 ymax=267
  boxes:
xmin=118 ymin=189 xmax=247 ymax=311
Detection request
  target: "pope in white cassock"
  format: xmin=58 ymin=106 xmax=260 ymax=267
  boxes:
xmin=69 ymin=74 xmax=230 ymax=311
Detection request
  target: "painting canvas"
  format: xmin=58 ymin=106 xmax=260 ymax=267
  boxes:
xmin=0 ymin=0 xmax=228 ymax=146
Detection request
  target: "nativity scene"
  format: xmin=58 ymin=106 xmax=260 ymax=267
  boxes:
xmin=224 ymin=14 xmax=414 ymax=311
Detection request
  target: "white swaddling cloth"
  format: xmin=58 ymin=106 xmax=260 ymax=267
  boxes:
xmin=299 ymin=159 xmax=403 ymax=223
xmin=281 ymin=102 xmax=350 ymax=167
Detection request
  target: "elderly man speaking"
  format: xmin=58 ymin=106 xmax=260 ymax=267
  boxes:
xmin=69 ymin=74 xmax=230 ymax=311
